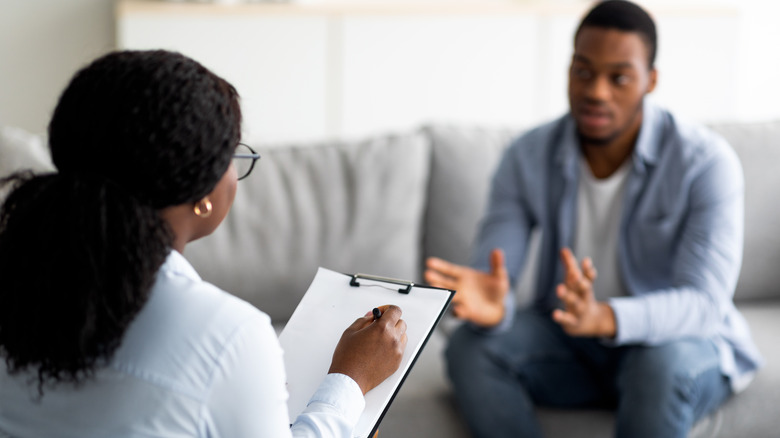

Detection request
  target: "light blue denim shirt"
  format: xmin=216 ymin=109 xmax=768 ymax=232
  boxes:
xmin=471 ymin=100 xmax=763 ymax=391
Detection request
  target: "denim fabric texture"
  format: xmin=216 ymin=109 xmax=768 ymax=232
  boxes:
xmin=447 ymin=309 xmax=732 ymax=438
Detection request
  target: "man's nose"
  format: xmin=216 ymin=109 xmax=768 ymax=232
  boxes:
xmin=585 ymin=75 xmax=611 ymax=102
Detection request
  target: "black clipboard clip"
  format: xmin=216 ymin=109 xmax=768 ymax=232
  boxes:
xmin=349 ymin=273 xmax=414 ymax=294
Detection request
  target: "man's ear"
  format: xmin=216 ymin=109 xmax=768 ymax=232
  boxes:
xmin=646 ymin=68 xmax=658 ymax=94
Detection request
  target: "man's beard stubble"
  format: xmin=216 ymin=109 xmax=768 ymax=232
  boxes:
xmin=576 ymin=98 xmax=644 ymax=148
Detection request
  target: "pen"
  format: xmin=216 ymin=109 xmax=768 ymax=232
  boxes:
xmin=372 ymin=307 xmax=382 ymax=320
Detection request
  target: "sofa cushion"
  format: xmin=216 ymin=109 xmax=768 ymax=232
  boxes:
xmin=708 ymin=121 xmax=780 ymax=301
xmin=0 ymin=126 xmax=54 ymax=202
xmin=422 ymin=124 xmax=518 ymax=266
xmin=0 ymin=126 xmax=53 ymax=174
xmin=184 ymin=131 xmax=431 ymax=322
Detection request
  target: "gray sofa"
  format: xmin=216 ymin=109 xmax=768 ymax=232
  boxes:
xmin=1 ymin=119 xmax=779 ymax=437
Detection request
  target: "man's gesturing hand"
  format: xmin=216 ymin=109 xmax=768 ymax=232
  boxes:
xmin=551 ymin=248 xmax=616 ymax=338
xmin=424 ymin=249 xmax=510 ymax=328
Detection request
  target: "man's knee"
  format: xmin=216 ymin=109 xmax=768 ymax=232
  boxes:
xmin=617 ymin=340 xmax=728 ymax=428
xmin=619 ymin=341 xmax=720 ymax=391
xmin=445 ymin=324 xmax=490 ymax=382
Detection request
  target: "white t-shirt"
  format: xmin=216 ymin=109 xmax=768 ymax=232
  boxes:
xmin=574 ymin=158 xmax=631 ymax=301
xmin=0 ymin=250 xmax=364 ymax=438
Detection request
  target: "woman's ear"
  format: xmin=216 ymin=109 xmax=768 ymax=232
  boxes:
xmin=193 ymin=197 xmax=213 ymax=218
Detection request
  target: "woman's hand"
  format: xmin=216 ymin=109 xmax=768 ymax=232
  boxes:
xmin=328 ymin=305 xmax=408 ymax=395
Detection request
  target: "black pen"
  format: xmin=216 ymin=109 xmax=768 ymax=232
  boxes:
xmin=372 ymin=307 xmax=382 ymax=320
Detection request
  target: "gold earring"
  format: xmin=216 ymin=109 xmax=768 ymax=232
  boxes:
xmin=193 ymin=198 xmax=213 ymax=218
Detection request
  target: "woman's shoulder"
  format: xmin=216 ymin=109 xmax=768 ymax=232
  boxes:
xmin=110 ymin=252 xmax=274 ymax=392
xmin=157 ymin=250 xmax=268 ymax=319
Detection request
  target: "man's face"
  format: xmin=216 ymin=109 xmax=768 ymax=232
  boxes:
xmin=568 ymin=27 xmax=657 ymax=146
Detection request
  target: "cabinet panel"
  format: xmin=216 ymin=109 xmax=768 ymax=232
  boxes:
xmin=340 ymin=15 xmax=541 ymax=138
xmin=119 ymin=13 xmax=331 ymax=143
xmin=117 ymin=2 xmax=744 ymax=143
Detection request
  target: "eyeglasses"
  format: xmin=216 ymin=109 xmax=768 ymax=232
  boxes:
xmin=233 ymin=143 xmax=261 ymax=181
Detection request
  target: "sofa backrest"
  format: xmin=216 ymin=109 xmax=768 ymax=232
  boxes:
xmin=2 ymin=119 xmax=778 ymax=324
xmin=184 ymin=132 xmax=431 ymax=322
xmin=708 ymin=121 xmax=780 ymax=301
xmin=422 ymin=124 xmax=538 ymax=305
xmin=0 ymin=126 xmax=431 ymax=323
xmin=0 ymin=126 xmax=53 ymax=181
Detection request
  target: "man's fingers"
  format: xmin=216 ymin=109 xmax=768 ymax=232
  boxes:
xmin=556 ymin=284 xmax=574 ymax=305
xmin=424 ymin=269 xmax=457 ymax=290
xmin=451 ymin=302 xmax=468 ymax=319
xmin=582 ymin=257 xmax=597 ymax=281
xmin=576 ymin=277 xmax=593 ymax=299
xmin=560 ymin=248 xmax=583 ymax=283
xmin=425 ymin=257 xmax=464 ymax=279
xmin=489 ymin=248 xmax=507 ymax=278
xmin=450 ymin=291 xmax=464 ymax=306
xmin=557 ymin=284 xmax=584 ymax=314
xmin=552 ymin=308 xmax=578 ymax=327
xmin=561 ymin=249 xmax=595 ymax=300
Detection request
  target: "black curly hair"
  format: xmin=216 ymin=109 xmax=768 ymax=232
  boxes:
xmin=0 ymin=50 xmax=242 ymax=394
xmin=575 ymin=0 xmax=658 ymax=68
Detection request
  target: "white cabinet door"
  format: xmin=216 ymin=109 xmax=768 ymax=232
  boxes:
xmin=340 ymin=14 xmax=542 ymax=138
xmin=118 ymin=11 xmax=332 ymax=144
xmin=117 ymin=2 xmax=742 ymax=143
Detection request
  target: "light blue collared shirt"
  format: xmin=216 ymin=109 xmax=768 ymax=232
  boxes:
xmin=0 ymin=251 xmax=365 ymax=437
xmin=472 ymin=100 xmax=763 ymax=391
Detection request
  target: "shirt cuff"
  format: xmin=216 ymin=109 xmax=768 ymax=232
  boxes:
xmin=306 ymin=373 xmax=366 ymax=426
xmin=608 ymin=296 xmax=649 ymax=345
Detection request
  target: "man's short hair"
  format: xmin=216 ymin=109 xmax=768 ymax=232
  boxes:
xmin=574 ymin=0 xmax=658 ymax=68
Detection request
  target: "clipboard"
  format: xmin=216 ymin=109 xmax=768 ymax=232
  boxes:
xmin=278 ymin=267 xmax=455 ymax=438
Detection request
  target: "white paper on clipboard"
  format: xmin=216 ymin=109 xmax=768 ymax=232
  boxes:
xmin=278 ymin=267 xmax=454 ymax=438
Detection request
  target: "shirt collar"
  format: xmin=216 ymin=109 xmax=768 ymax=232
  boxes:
xmin=556 ymin=116 xmax=581 ymax=179
xmin=632 ymin=98 xmax=663 ymax=168
xmin=161 ymin=250 xmax=202 ymax=282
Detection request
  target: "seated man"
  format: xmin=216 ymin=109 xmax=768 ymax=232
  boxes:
xmin=424 ymin=1 xmax=763 ymax=437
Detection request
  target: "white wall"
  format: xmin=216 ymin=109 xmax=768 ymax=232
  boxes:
xmin=0 ymin=0 xmax=116 ymax=135
xmin=733 ymin=0 xmax=780 ymax=122
xmin=2 ymin=0 xmax=779 ymax=140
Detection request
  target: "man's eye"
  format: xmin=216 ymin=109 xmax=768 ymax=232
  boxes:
xmin=613 ymin=74 xmax=630 ymax=85
xmin=574 ymin=68 xmax=592 ymax=80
